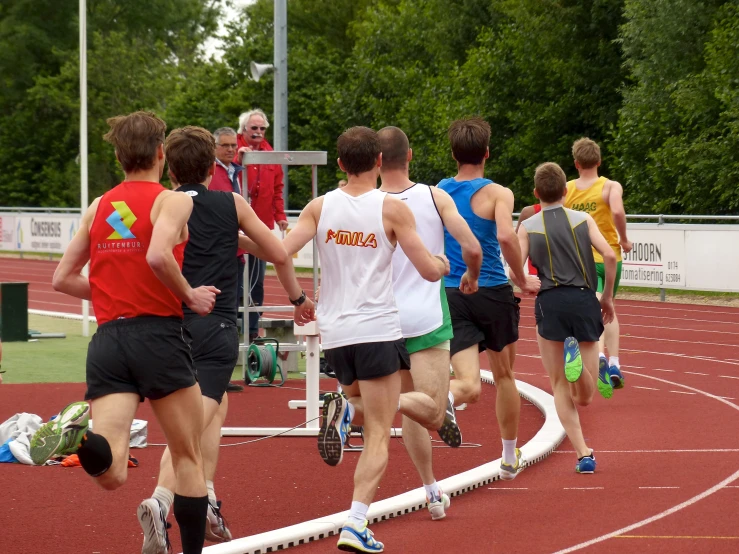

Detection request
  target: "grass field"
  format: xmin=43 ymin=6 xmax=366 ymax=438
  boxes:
xmin=3 ymin=315 xmax=307 ymax=384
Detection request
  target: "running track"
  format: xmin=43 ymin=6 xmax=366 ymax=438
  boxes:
xmin=2 ymin=258 xmax=739 ymax=553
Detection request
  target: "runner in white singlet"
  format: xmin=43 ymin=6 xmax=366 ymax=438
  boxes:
xmin=283 ymin=127 xmax=448 ymax=553
xmin=378 ymin=126 xmax=482 ymax=521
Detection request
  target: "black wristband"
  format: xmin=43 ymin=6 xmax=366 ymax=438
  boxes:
xmin=289 ymin=290 xmax=307 ymax=306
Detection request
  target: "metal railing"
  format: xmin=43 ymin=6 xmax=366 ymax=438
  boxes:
xmin=0 ymin=206 xmax=81 ymax=213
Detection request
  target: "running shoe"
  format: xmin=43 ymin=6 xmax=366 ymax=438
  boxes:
xmin=30 ymin=401 xmax=90 ymax=465
xmin=609 ymin=364 xmax=625 ymax=389
xmin=563 ymin=337 xmax=584 ymax=383
xmin=575 ymin=452 xmax=597 ymax=474
xmin=205 ymin=500 xmax=232 ymax=543
xmin=597 ymin=356 xmax=613 ymax=399
xmin=427 ymin=491 xmax=451 ymax=521
xmin=337 ymin=520 xmax=384 ymax=552
xmin=137 ymin=498 xmax=172 ymax=554
xmin=456 ymin=403 xmax=467 ymax=411
xmin=437 ymin=396 xmax=462 ymax=448
xmin=318 ymin=391 xmax=351 ymax=466
xmin=500 ymin=447 xmax=524 ymax=480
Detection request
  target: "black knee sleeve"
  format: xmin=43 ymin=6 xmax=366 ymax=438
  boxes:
xmin=77 ymin=431 xmax=113 ymax=477
xmin=174 ymin=494 xmax=208 ymax=554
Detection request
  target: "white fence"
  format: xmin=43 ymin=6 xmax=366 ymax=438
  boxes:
xmin=2 ymin=211 xmax=739 ymax=293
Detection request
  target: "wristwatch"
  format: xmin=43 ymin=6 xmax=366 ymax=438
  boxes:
xmin=289 ymin=290 xmax=307 ymax=306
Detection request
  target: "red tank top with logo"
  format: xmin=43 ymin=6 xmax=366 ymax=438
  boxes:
xmin=527 ymin=204 xmax=542 ymax=276
xmin=89 ymin=181 xmax=186 ymax=324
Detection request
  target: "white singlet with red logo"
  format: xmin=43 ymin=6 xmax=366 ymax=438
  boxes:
xmin=316 ymin=188 xmax=402 ymax=349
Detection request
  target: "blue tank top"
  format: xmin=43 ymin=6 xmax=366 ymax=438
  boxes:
xmin=437 ymin=177 xmax=508 ymax=288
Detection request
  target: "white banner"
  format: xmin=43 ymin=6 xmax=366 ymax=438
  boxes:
xmin=11 ymin=214 xmax=79 ymax=254
xmin=0 ymin=214 xmax=16 ymax=251
xmin=620 ymin=228 xmax=686 ymax=288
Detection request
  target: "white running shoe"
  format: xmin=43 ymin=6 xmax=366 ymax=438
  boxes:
xmin=500 ymin=448 xmax=524 ymax=481
xmin=427 ymin=492 xmax=451 ymax=520
xmin=137 ymin=498 xmax=171 ymax=554
xmin=205 ymin=500 xmax=232 ymax=543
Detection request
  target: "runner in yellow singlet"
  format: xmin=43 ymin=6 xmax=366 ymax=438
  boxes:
xmin=564 ymin=138 xmax=632 ymax=393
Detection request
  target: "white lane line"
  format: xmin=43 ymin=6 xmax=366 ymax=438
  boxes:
xmin=639 ymin=487 xmax=680 ymax=490
xmin=621 ymin=323 xmax=739 ymax=336
xmin=553 ymin=372 xmax=739 ymax=554
xmin=620 ymin=347 xmax=739 ymax=367
xmin=720 ymin=375 xmax=739 ymax=380
xmin=720 ymin=397 xmax=736 ymax=400
xmin=685 ymin=371 xmax=709 ymax=376
xmin=553 ymin=449 xmax=739 ymax=454
xmin=487 ymin=487 xmax=528 ymax=490
xmin=564 ymin=487 xmax=604 ymax=490
xmin=633 ymin=386 xmax=660 ymax=391
xmin=616 ymin=303 xmax=739 ymax=317
xmin=627 ymin=365 xmax=645 ymax=369
xmin=670 ymin=391 xmax=696 ymax=395
xmin=651 ymin=368 xmax=676 ymax=373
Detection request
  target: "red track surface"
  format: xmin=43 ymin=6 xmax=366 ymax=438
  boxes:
xmin=2 ymin=258 xmax=739 ymax=553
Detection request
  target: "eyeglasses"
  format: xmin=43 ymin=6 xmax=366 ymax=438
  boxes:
xmin=217 ymin=143 xmax=238 ymax=149
xmin=250 ymin=126 xmax=267 ymax=131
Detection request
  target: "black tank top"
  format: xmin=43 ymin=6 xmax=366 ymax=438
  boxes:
xmin=178 ymin=184 xmax=239 ymax=322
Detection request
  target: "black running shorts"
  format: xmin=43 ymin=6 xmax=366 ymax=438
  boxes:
xmin=446 ymin=284 xmax=521 ymax=356
xmin=185 ymin=315 xmax=239 ymax=404
xmin=323 ymin=339 xmax=411 ymax=386
xmin=85 ymin=316 xmax=196 ymax=402
xmin=535 ymin=286 xmax=604 ymax=342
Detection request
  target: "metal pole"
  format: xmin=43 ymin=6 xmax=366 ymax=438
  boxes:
xmin=274 ymin=0 xmax=288 ymax=209
xmin=311 ymin=164 xmax=318 ymax=296
xmin=80 ymin=0 xmax=90 ymax=337
xmin=658 ymin=214 xmax=665 ymax=302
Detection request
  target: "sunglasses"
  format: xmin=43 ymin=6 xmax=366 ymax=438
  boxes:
xmin=250 ymin=126 xmax=267 ymax=131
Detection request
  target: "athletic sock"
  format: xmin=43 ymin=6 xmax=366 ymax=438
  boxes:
xmin=153 ymin=486 xmax=175 ymax=518
xmin=609 ymin=356 xmax=620 ymax=369
xmin=599 ymin=352 xmax=606 ymax=361
xmin=502 ymin=438 xmax=517 ymax=466
xmin=205 ymin=480 xmax=217 ymax=506
xmin=448 ymin=390 xmax=455 ymax=407
xmin=77 ymin=431 xmax=113 ymax=477
xmin=424 ymin=481 xmax=442 ymax=503
xmin=173 ymin=494 xmax=208 ymax=554
xmin=347 ymin=401 xmax=356 ymax=423
xmin=347 ymin=501 xmax=369 ymax=526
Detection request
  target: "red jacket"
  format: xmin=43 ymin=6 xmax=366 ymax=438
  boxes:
xmin=235 ymin=136 xmax=287 ymax=230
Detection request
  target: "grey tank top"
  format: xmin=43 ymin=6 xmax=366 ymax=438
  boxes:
xmin=522 ymin=205 xmax=598 ymax=293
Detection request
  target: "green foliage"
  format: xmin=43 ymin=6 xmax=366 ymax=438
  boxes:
xmin=1 ymin=0 xmax=738 ymax=215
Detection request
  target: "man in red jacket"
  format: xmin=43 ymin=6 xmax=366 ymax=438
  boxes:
xmin=235 ymin=109 xmax=288 ymax=340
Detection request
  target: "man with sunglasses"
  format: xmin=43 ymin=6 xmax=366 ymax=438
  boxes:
xmin=234 ymin=109 xmax=288 ymax=342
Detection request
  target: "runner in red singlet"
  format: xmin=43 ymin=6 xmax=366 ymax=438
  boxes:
xmin=30 ymin=111 xmax=217 ymax=554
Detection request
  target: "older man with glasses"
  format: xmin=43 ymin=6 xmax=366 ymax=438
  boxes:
xmin=234 ymin=109 xmax=288 ymax=343
xmin=209 ymin=127 xmax=248 ymax=392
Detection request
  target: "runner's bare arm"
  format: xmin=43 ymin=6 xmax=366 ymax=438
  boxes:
xmin=52 ymin=197 xmax=101 ymax=300
xmin=147 ymin=193 xmax=202 ymax=304
xmin=587 ymin=215 xmax=616 ymax=323
xmin=515 ymin=205 xmax=537 ymax=233
xmin=233 ymin=194 xmax=309 ymax=312
xmin=494 ymin=187 xmax=533 ymax=291
xmin=606 ymin=180 xmax=632 ymax=253
xmin=432 ymin=187 xmax=482 ymax=280
xmin=516 ymin=224 xmax=530 ymax=268
xmin=385 ymin=196 xmax=446 ymax=282
xmin=283 ymin=198 xmax=322 ymax=257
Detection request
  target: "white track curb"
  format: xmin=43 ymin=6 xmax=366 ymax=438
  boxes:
xmin=199 ymin=371 xmax=565 ymax=554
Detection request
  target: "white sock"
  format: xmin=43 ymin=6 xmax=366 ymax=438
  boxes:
xmin=347 ymin=501 xmax=369 ymax=526
xmin=448 ymin=390 xmax=455 ymax=406
xmin=423 ymin=481 xmax=442 ymax=502
xmin=502 ymin=439 xmax=517 ymax=466
xmin=206 ymin=480 xmax=217 ymax=505
xmin=153 ymin=486 xmax=174 ymax=518
xmin=599 ymin=352 xmax=606 ymax=360
xmin=609 ymin=356 xmax=620 ymax=369
xmin=347 ymin=401 xmax=355 ymax=423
